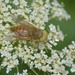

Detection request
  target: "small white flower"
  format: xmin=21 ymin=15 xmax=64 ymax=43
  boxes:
xmin=5 ymin=0 xmax=10 ymax=3
xmin=35 ymin=63 xmax=41 ymax=69
xmin=0 ymin=20 xmax=3 ymax=24
xmin=16 ymin=72 xmax=22 ymax=75
xmin=23 ymin=69 xmax=28 ymax=75
xmin=1 ymin=61 xmax=8 ymax=67
xmin=49 ymin=24 xmax=56 ymax=33
xmin=34 ymin=53 xmax=41 ymax=58
xmin=11 ymin=9 xmax=16 ymax=13
xmin=13 ymin=59 xmax=19 ymax=65
xmin=6 ymin=67 xmax=12 ymax=73
xmin=1 ymin=50 xmax=11 ymax=58
xmin=65 ymin=57 xmax=73 ymax=67
xmin=16 ymin=9 xmax=22 ymax=15
xmin=7 ymin=5 xmax=12 ymax=9
xmin=30 ymin=61 xmax=34 ymax=69
xmin=46 ymin=58 xmax=52 ymax=64
xmin=39 ymin=43 xmax=45 ymax=50
xmin=70 ymin=64 xmax=75 ymax=72
xmin=21 ymin=0 xmax=27 ymax=7
xmin=0 ymin=25 xmax=5 ymax=30
xmin=41 ymin=66 xmax=47 ymax=72
xmin=5 ymin=23 xmax=10 ymax=28
xmin=16 ymin=72 xmax=20 ymax=75
xmin=13 ymin=0 xmax=19 ymax=5
xmin=25 ymin=8 xmax=31 ymax=13
xmin=15 ymin=69 xmax=28 ymax=75
xmin=2 ymin=5 xmax=8 ymax=12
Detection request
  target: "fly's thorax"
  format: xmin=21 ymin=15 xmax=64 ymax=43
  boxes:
xmin=40 ymin=30 xmax=48 ymax=42
xmin=32 ymin=29 xmax=43 ymax=39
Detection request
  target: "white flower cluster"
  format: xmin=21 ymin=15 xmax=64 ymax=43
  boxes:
xmin=61 ymin=41 xmax=75 ymax=72
xmin=29 ymin=0 xmax=51 ymax=29
xmin=47 ymin=24 xmax=64 ymax=46
xmin=0 ymin=0 xmax=74 ymax=75
xmin=50 ymin=0 xmax=71 ymax=21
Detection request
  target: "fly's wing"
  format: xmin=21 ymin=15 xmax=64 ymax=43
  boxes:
xmin=14 ymin=30 xmax=32 ymax=40
xmin=11 ymin=29 xmax=30 ymax=40
xmin=11 ymin=15 xmax=43 ymax=40
xmin=11 ymin=14 xmax=38 ymax=31
xmin=10 ymin=24 xmax=34 ymax=40
xmin=11 ymin=15 xmax=25 ymax=24
xmin=11 ymin=15 xmax=33 ymax=26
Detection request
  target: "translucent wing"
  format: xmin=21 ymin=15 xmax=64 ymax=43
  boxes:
xmin=10 ymin=15 xmax=45 ymax=41
xmin=11 ymin=15 xmax=33 ymax=26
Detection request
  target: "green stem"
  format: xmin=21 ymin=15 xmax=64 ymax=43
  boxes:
xmin=47 ymin=72 xmax=50 ymax=75
xmin=31 ymin=68 xmax=39 ymax=75
xmin=0 ymin=66 xmax=1 ymax=72
xmin=16 ymin=66 xmax=19 ymax=73
xmin=27 ymin=63 xmax=39 ymax=75
xmin=44 ymin=73 xmax=47 ymax=75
